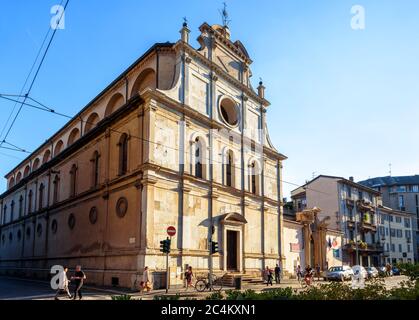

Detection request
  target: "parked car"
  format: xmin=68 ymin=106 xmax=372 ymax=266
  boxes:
xmin=324 ymin=266 xmax=354 ymax=281
xmin=378 ymin=266 xmax=389 ymax=277
xmin=392 ymin=266 xmax=401 ymax=276
xmin=366 ymin=266 xmax=379 ymax=279
xmin=352 ymin=265 xmax=368 ymax=279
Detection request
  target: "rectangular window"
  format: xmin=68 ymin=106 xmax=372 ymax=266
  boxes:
xmin=397 ymin=229 xmax=403 ymax=238
xmin=399 ymin=244 xmax=402 ymax=252
xmin=405 ymin=230 xmax=411 ymax=238
xmin=396 ymin=216 xmax=402 ymax=223
xmin=407 ymin=244 xmax=411 ymax=252
xmin=386 ymin=243 xmax=390 ymax=251
xmin=404 ymin=218 xmax=411 ymax=228
xmin=397 ymin=186 xmax=407 ymax=192
xmin=386 ymin=227 xmax=389 ymax=236
xmin=412 ymin=185 xmax=419 ymax=192
xmin=390 ymin=228 xmax=396 ymax=237
xmin=391 ymin=244 xmax=395 ymax=252
xmin=389 ymin=215 xmax=394 ymax=222
xmin=399 ymin=195 xmax=405 ymax=210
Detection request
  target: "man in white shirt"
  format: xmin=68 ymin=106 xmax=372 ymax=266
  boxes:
xmin=55 ymin=266 xmax=72 ymax=300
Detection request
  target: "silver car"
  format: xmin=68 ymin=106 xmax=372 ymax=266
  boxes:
xmin=366 ymin=266 xmax=379 ymax=279
xmin=324 ymin=266 xmax=354 ymax=282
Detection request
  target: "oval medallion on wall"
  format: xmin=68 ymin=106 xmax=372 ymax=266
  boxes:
xmin=89 ymin=207 xmax=98 ymax=224
xmin=51 ymin=219 xmax=58 ymax=234
xmin=116 ymin=197 xmax=128 ymax=218
xmin=68 ymin=213 xmax=76 ymax=230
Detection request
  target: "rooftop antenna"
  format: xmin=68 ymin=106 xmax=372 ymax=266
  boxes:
xmin=219 ymin=2 xmax=231 ymax=27
xmin=183 ymin=16 xmax=188 ymax=27
xmin=389 ymin=163 xmax=392 ymax=177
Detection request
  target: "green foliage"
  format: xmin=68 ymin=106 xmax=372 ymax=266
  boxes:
xmin=206 ymin=292 xmax=225 ymax=300
xmin=212 ymin=278 xmax=418 ymax=300
xmin=397 ymin=263 xmax=419 ymax=281
xmin=111 ymin=294 xmax=133 ymax=300
xmin=153 ymin=294 xmax=181 ymax=300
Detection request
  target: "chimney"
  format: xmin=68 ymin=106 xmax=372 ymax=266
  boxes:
xmin=180 ymin=21 xmax=190 ymax=44
xmin=257 ymin=81 xmax=265 ymax=99
xmin=349 ymin=177 xmax=354 ymax=182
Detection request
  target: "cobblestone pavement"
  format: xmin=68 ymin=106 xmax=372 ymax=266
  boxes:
xmin=0 ymin=275 xmax=410 ymax=300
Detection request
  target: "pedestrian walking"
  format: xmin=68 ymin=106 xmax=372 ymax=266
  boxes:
xmin=54 ymin=266 xmax=72 ymax=300
xmin=274 ymin=264 xmax=281 ymax=284
xmin=296 ymin=265 xmax=302 ymax=281
xmin=265 ymin=266 xmax=273 ymax=286
xmin=141 ymin=266 xmax=152 ymax=293
xmin=185 ymin=266 xmax=194 ymax=291
xmin=71 ymin=265 xmax=86 ymax=300
xmin=315 ymin=264 xmax=321 ymax=281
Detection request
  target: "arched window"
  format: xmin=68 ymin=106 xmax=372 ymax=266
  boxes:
xmin=38 ymin=183 xmax=45 ymax=210
xmin=42 ymin=149 xmax=51 ymax=164
xmin=16 ymin=172 xmax=22 ymax=184
xmin=84 ymin=113 xmax=100 ymax=133
xmin=69 ymin=164 xmax=77 ymax=197
xmin=32 ymin=158 xmax=40 ymax=171
xmin=18 ymin=195 xmax=23 ymax=218
xmin=249 ymin=161 xmax=260 ymax=195
xmin=3 ymin=205 xmax=7 ymax=224
xmin=28 ymin=190 xmax=33 ymax=214
xmin=8 ymin=177 xmax=15 ymax=189
xmin=118 ymin=134 xmax=128 ymax=175
xmin=23 ymin=165 xmax=30 ymax=178
xmin=10 ymin=201 xmax=14 ymax=221
xmin=53 ymin=175 xmax=60 ymax=204
xmin=91 ymin=151 xmax=100 ymax=188
xmin=194 ymin=138 xmax=203 ymax=179
xmin=54 ymin=140 xmax=64 ymax=157
xmin=67 ymin=128 xmax=80 ymax=146
xmin=224 ymin=150 xmax=234 ymax=187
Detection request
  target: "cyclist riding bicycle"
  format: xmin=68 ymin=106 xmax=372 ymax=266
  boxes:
xmin=304 ymin=265 xmax=314 ymax=286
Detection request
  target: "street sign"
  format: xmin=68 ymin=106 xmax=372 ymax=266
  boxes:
xmin=167 ymin=226 xmax=176 ymax=237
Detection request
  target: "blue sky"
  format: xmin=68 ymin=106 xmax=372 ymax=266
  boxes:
xmin=0 ymin=0 xmax=418 ymax=197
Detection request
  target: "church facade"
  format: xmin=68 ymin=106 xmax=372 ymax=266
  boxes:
xmin=0 ymin=22 xmax=287 ymax=288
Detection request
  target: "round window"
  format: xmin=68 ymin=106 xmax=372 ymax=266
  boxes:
xmin=51 ymin=219 xmax=58 ymax=234
xmin=116 ymin=197 xmax=128 ymax=218
xmin=68 ymin=213 xmax=76 ymax=230
xmin=219 ymin=98 xmax=239 ymax=127
xmin=89 ymin=207 xmax=98 ymax=224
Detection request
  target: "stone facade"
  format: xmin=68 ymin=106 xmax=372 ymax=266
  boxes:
xmin=0 ymin=22 xmax=286 ymax=288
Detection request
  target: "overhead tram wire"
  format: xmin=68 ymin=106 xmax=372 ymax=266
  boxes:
xmin=0 ymin=94 xmax=331 ymax=196
xmin=0 ymin=0 xmax=66 ymax=141
xmin=0 ymin=0 xmax=70 ymax=147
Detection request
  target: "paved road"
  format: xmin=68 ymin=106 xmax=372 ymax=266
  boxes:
xmin=0 ymin=275 xmax=410 ymax=300
xmin=0 ymin=276 xmax=116 ymax=300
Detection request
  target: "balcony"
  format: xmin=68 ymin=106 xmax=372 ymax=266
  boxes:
xmin=343 ymin=242 xmax=384 ymax=254
xmin=356 ymin=199 xmax=375 ymax=212
xmin=345 ymin=199 xmax=355 ymax=208
xmin=347 ymin=220 xmax=356 ymax=229
xmin=360 ymin=221 xmax=377 ymax=233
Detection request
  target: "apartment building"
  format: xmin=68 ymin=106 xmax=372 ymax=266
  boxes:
xmin=292 ymin=175 xmax=382 ymax=267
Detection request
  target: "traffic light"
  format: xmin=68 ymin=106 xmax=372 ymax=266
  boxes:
xmin=160 ymin=238 xmax=171 ymax=253
xmin=210 ymin=241 xmax=219 ymax=254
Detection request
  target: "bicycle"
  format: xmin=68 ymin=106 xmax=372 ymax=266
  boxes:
xmin=195 ymin=273 xmax=223 ymax=292
xmin=299 ymin=271 xmax=315 ymax=289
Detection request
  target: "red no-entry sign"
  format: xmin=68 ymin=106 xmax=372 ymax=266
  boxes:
xmin=167 ymin=226 xmax=176 ymax=237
